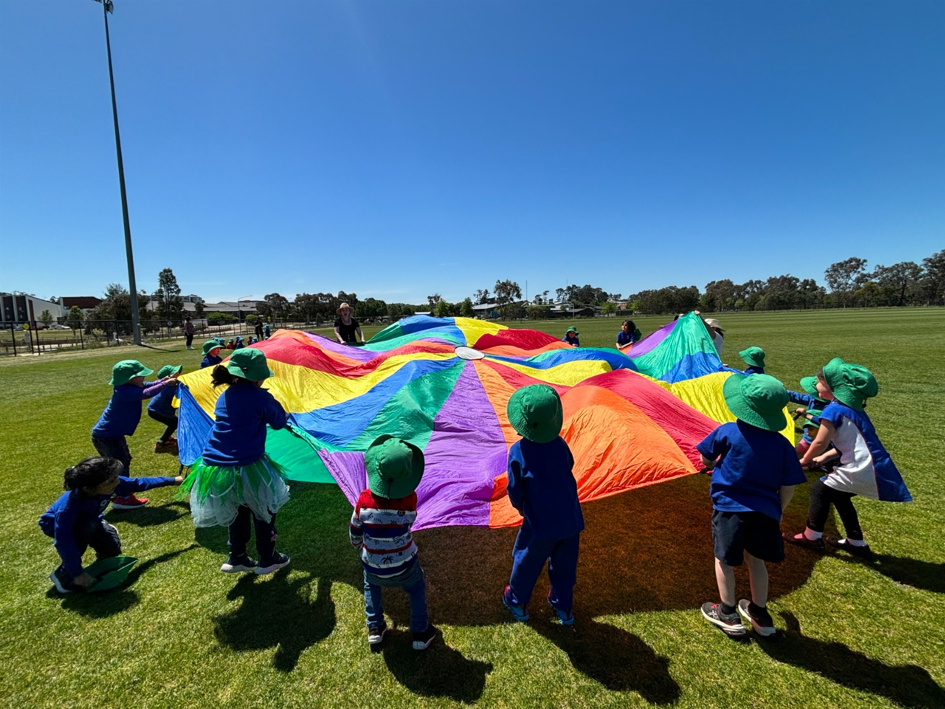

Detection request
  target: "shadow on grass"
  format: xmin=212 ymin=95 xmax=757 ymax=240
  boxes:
xmin=535 ymin=619 xmax=680 ymax=703
xmin=758 ymin=612 xmax=945 ymax=708
xmin=379 ymin=629 xmax=493 ymax=703
xmin=57 ymin=545 xmax=197 ymax=617
xmin=213 ymin=572 xmax=336 ymax=672
xmin=106 ymin=500 xmax=190 ymax=527
xmin=867 ymin=554 xmax=945 ymax=594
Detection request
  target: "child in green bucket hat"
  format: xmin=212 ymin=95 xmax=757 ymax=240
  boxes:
xmin=738 ymin=346 xmax=766 ymax=375
xmin=147 ymin=365 xmax=183 ymax=455
xmin=785 ymin=359 xmax=911 ymax=559
xmin=40 ymin=457 xmax=182 ymax=593
xmin=349 ymin=435 xmax=437 ymax=651
xmin=786 ymin=375 xmax=830 ymax=457
xmin=180 ymin=349 xmax=293 ymax=576
xmin=502 ymin=384 xmax=584 ymax=626
xmin=200 ymin=340 xmax=224 ymax=369
xmin=91 ymin=360 xmax=179 ymax=510
xmin=562 ymin=326 xmax=580 ymax=347
xmin=696 ymin=374 xmax=807 ymax=637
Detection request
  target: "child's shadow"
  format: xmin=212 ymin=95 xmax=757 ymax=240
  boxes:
xmin=213 ymin=572 xmax=336 ymax=672
xmin=758 ymin=611 xmax=945 ymax=708
xmin=379 ymin=630 xmax=493 ymax=703
xmin=534 ymin=619 xmax=680 ymax=704
xmin=106 ymin=501 xmax=189 ymax=528
xmin=866 ymin=554 xmax=945 ymax=594
xmin=56 ymin=545 xmax=197 ymax=618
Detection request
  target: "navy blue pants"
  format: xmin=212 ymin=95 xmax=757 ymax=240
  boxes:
xmin=47 ymin=518 xmax=121 ymax=583
xmin=228 ymin=505 xmax=278 ymax=564
xmin=507 ymin=521 xmax=580 ymax=611
xmin=92 ymin=435 xmax=131 ymax=475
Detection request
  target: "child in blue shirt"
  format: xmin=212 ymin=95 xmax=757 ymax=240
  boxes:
xmin=91 ymin=360 xmax=176 ymax=510
xmin=349 ymin=435 xmax=437 ymax=651
xmin=502 ymin=384 xmax=584 ymax=625
xmin=785 ymin=359 xmax=911 ymax=558
xmin=562 ymin=326 xmax=580 ymax=347
xmin=40 ymin=457 xmax=181 ymax=593
xmin=786 ymin=375 xmax=829 ymax=457
xmin=615 ymin=320 xmax=643 ymax=351
xmin=738 ymin=346 xmax=766 ymax=375
xmin=147 ymin=364 xmax=182 ymax=455
xmin=200 ymin=340 xmax=223 ymax=369
xmin=697 ymin=374 xmax=806 ymax=637
xmin=180 ymin=349 xmax=292 ymax=576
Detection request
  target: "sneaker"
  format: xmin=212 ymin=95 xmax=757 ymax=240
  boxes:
xmin=502 ymin=585 xmax=530 ymax=622
xmin=368 ymin=622 xmax=388 ymax=646
xmin=255 ymin=552 xmax=290 ymax=575
xmin=782 ymin=531 xmax=825 ymax=552
xmin=548 ymin=597 xmax=575 ymax=626
xmin=826 ymin=537 xmax=874 ymax=560
xmin=154 ymin=440 xmax=179 ymax=454
xmin=412 ymin=624 xmax=437 ymax=651
xmin=111 ymin=494 xmax=148 ymax=510
xmin=49 ymin=567 xmax=76 ymax=594
xmin=701 ymin=602 xmax=746 ymax=635
xmin=737 ymin=600 xmax=776 ymax=637
xmin=220 ymin=554 xmax=257 ymax=573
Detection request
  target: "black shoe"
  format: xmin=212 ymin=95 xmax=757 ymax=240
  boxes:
xmin=412 ymin=624 xmax=437 ymax=651
xmin=368 ymin=622 xmax=388 ymax=647
xmin=701 ymin=602 xmax=746 ymax=635
xmin=255 ymin=552 xmax=290 ymax=575
xmin=737 ymin=600 xmax=776 ymax=637
xmin=220 ymin=554 xmax=257 ymax=573
xmin=49 ymin=566 xmax=78 ymax=594
xmin=826 ymin=537 xmax=874 ymax=560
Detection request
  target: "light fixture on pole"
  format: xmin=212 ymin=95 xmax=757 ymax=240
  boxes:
xmin=93 ymin=0 xmax=141 ymax=345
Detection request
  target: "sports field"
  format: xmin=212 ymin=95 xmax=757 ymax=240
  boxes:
xmin=1 ymin=308 xmax=942 ymax=708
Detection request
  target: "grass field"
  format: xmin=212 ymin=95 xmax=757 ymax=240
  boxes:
xmin=1 ymin=308 xmax=943 ymax=708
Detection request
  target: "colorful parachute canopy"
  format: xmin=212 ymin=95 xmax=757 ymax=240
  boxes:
xmin=177 ymin=314 xmax=789 ymax=531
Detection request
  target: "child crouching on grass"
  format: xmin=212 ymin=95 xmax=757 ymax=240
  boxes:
xmin=40 ymin=457 xmax=182 ymax=594
xmin=349 ymin=435 xmax=436 ymax=651
xmin=784 ymin=358 xmax=911 ymax=558
xmin=502 ymin=384 xmax=584 ymax=626
xmin=697 ymin=374 xmax=806 ymax=637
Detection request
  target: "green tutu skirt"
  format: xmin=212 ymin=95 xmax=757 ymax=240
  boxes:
xmin=179 ymin=455 xmax=290 ymax=528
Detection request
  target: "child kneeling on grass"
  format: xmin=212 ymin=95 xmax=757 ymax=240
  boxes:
xmin=697 ymin=374 xmax=807 ymax=637
xmin=349 ymin=435 xmax=436 ymax=651
xmin=40 ymin=457 xmax=182 ymax=593
xmin=502 ymin=384 xmax=584 ymax=626
xmin=784 ymin=358 xmax=911 ymax=558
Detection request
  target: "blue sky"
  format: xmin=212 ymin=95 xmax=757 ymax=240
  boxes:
xmin=1 ymin=1 xmax=942 ymax=305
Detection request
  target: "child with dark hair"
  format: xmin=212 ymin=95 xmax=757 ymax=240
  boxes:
xmin=502 ymin=384 xmax=584 ymax=626
xmin=148 ymin=365 xmax=182 ymax=455
xmin=349 ymin=435 xmax=436 ymax=650
xmin=180 ymin=349 xmax=292 ymax=576
xmin=91 ymin=360 xmax=177 ymax=510
xmin=40 ymin=457 xmax=182 ymax=593
xmin=698 ymin=374 xmax=807 ymax=637
xmin=784 ymin=359 xmax=911 ymax=558
xmin=616 ymin=320 xmax=642 ymax=351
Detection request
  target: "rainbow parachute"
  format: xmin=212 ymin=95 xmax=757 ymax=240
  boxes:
xmin=178 ymin=314 xmax=789 ymax=530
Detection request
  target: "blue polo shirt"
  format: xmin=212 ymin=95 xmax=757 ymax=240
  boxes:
xmin=92 ymin=381 xmax=170 ymax=438
xmin=742 ymin=366 xmax=765 ymax=376
xmin=147 ymin=386 xmax=177 ymax=418
xmin=201 ymin=384 xmax=288 ymax=467
xmin=507 ymin=436 xmax=585 ymax=540
xmin=562 ymin=335 xmax=580 ymax=347
xmin=697 ymin=421 xmax=806 ymax=521
xmin=200 ymin=354 xmax=223 ymax=369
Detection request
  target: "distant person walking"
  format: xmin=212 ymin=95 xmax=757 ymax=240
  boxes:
xmin=254 ymin=320 xmax=264 ymax=341
xmin=183 ymin=316 xmax=195 ymax=350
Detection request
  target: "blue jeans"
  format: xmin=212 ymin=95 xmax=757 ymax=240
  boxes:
xmin=508 ymin=521 xmax=580 ymax=610
xmin=363 ymin=561 xmax=428 ymax=633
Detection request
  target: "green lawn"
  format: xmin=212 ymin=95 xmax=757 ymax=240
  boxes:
xmin=1 ymin=308 xmax=943 ymax=708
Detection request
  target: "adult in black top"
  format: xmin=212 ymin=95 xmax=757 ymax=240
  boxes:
xmin=334 ymin=302 xmax=363 ymax=344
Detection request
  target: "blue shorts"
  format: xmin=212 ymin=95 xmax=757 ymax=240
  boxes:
xmin=712 ymin=510 xmax=784 ymax=566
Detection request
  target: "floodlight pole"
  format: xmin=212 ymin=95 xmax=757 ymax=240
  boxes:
xmin=96 ymin=0 xmax=141 ymax=345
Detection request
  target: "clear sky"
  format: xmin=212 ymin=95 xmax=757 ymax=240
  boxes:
xmin=1 ymin=1 xmax=942 ymax=305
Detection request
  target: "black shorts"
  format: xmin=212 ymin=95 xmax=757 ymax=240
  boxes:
xmin=712 ymin=510 xmax=784 ymax=566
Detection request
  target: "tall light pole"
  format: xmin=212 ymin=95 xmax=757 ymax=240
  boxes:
xmin=95 ymin=0 xmax=141 ymax=344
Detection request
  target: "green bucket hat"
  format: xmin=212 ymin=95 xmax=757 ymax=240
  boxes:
xmin=202 ymin=340 xmax=222 ymax=356
xmin=83 ymin=556 xmax=138 ymax=592
xmin=800 ymin=376 xmax=821 ymax=398
xmin=365 ymin=435 xmax=425 ymax=499
xmin=822 ymin=358 xmax=878 ymax=411
xmin=157 ymin=364 xmax=183 ymax=379
xmin=722 ymin=373 xmax=789 ymax=432
xmin=507 ymin=384 xmax=563 ymax=443
xmin=109 ymin=360 xmax=153 ymax=386
xmin=567 ymin=326 xmax=579 ymax=335
xmin=738 ymin=346 xmax=766 ymax=368
xmin=803 ymin=409 xmax=823 ymax=430
xmin=226 ymin=348 xmax=274 ymax=382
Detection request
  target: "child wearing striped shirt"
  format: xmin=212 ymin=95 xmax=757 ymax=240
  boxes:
xmin=349 ymin=435 xmax=436 ymax=651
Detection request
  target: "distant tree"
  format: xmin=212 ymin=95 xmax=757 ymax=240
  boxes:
xmin=871 ymin=261 xmax=922 ymax=306
xmin=601 ymin=301 xmax=617 ymax=316
xmin=294 ymin=293 xmax=319 ymax=323
xmin=66 ymin=306 xmax=84 ymax=332
xmin=194 ymin=301 xmax=205 ymax=317
xmin=473 ymin=289 xmax=491 ymax=305
xmin=527 ymin=304 xmax=550 ymax=320
xmin=699 ymin=292 xmax=717 ymax=313
xmin=494 ymin=279 xmax=522 ymax=314
xmin=39 ymin=309 xmax=54 ymax=328
xmin=155 ymin=268 xmax=184 ymax=322
xmin=919 ymin=249 xmax=945 ymax=305
xmin=245 ymin=313 xmax=257 ymax=325
xmin=263 ymin=293 xmax=290 ymax=324
xmin=207 ymin=312 xmax=238 ymax=326
xmin=433 ymin=299 xmax=451 ymax=318
xmin=554 ymin=288 xmax=566 ymax=304
xmin=825 ymin=257 xmax=868 ymax=307
xmin=427 ymin=294 xmax=443 ymax=309
xmin=460 ymin=297 xmax=474 ymax=317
